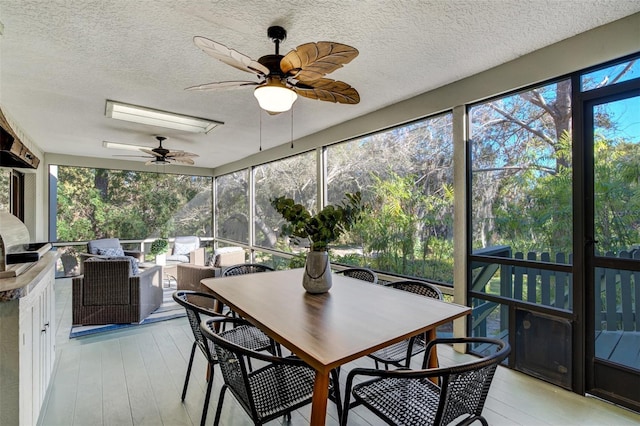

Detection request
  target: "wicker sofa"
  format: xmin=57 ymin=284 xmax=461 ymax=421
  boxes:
xmin=72 ymin=257 xmax=163 ymax=325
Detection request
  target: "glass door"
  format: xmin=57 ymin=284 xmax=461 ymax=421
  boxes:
xmin=585 ymin=89 xmax=640 ymax=411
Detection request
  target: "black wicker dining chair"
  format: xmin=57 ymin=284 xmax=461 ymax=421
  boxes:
xmin=341 ymin=337 xmax=510 ymax=426
xmin=172 ymin=290 xmax=276 ymax=426
xmin=201 ymin=316 xmax=343 ymax=426
xmin=220 ymin=263 xmax=276 ymax=323
xmin=221 ymin=263 xmax=275 ymax=276
xmin=368 ymin=280 xmax=444 ymax=369
xmin=335 ymin=267 xmax=378 ymax=284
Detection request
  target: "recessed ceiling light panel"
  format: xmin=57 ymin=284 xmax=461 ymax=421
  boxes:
xmin=102 ymin=141 xmax=148 ymax=151
xmin=105 ymin=100 xmax=223 ymax=133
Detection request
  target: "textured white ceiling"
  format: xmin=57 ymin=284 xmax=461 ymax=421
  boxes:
xmin=0 ymin=0 xmax=639 ymax=168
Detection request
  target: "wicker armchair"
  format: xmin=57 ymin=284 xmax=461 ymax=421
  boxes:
xmin=221 ymin=263 xmax=275 ymax=276
xmin=201 ymin=316 xmax=342 ymax=426
xmin=166 ymin=236 xmax=204 ymax=264
xmin=175 ymin=247 xmax=248 ymax=297
xmin=72 ymin=258 xmax=162 ymax=325
xmin=79 ymin=237 xmax=143 ymax=272
xmin=368 ymin=280 xmax=443 ymax=369
xmin=335 ymin=267 xmax=378 ymax=284
xmin=176 ymin=263 xmax=218 ymax=310
xmin=341 ymin=337 xmax=510 ymax=426
xmin=172 ymin=290 xmax=276 ymax=426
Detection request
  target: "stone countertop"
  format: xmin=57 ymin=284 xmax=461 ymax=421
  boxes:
xmin=0 ymin=251 xmax=58 ymax=301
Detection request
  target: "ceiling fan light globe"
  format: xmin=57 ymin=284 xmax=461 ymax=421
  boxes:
xmin=254 ymin=84 xmax=297 ymax=113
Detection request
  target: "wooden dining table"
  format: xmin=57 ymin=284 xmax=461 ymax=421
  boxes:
xmin=201 ymin=268 xmax=471 ymax=426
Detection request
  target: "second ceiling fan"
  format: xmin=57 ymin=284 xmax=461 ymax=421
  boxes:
xmin=112 ymin=136 xmax=199 ymax=165
xmin=187 ymin=26 xmax=360 ymax=113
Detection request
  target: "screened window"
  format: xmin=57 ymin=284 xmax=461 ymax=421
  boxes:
xmin=469 ymin=79 xmax=573 ymax=262
xmin=326 ymin=113 xmax=454 ymax=283
xmin=53 ymin=165 xmax=212 ymax=242
xmin=253 ymin=151 xmax=317 ymax=251
xmin=216 ymin=169 xmax=249 ymax=243
xmin=581 ymin=57 xmax=639 ymax=92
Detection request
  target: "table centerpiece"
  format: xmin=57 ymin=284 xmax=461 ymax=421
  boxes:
xmin=270 ymin=192 xmax=365 ymax=293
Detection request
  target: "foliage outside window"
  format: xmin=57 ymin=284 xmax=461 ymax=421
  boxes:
xmin=592 ymin=96 xmax=640 ymax=255
xmin=253 ymin=151 xmax=317 ymax=252
xmin=54 ymin=166 xmax=212 ymax=242
xmin=0 ymin=168 xmax=9 ymax=212
xmin=469 ymin=80 xmax=576 ymax=342
xmin=216 ymin=169 xmax=249 ymax=243
xmin=326 ymin=114 xmax=454 ymax=283
xmin=469 ymin=79 xmax=573 ymax=260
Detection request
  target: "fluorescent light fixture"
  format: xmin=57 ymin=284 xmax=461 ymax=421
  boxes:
xmin=254 ymin=79 xmax=298 ymax=113
xmin=102 ymin=141 xmax=147 ymax=151
xmin=105 ymin=100 xmax=223 ymax=133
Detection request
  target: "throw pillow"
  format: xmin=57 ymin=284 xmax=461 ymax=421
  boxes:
xmin=97 ymin=247 xmax=125 ymax=257
xmin=96 ymin=248 xmax=139 ymax=275
xmin=173 ymin=242 xmax=194 ymax=256
xmin=126 ymin=256 xmax=140 ymax=276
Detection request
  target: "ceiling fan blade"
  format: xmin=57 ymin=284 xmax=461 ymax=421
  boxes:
xmin=281 ymin=42 xmax=359 ymax=82
xmin=290 ymin=78 xmax=360 ymax=104
xmin=140 ymin=148 xmax=163 ymax=157
xmin=172 ymin=157 xmax=195 ymax=165
xmin=185 ymin=80 xmax=260 ymax=91
xmin=193 ymin=36 xmax=270 ymax=75
xmin=167 ymin=151 xmax=199 ymax=158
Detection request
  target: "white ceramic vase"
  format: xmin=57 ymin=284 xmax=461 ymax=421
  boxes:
xmin=302 ymin=250 xmax=332 ymax=293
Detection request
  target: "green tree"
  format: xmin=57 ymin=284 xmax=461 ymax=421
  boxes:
xmin=56 ymin=166 xmax=212 ymax=242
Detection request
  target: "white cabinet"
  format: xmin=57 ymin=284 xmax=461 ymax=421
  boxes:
xmin=0 ymin=254 xmax=56 ymax=426
xmin=19 ymin=266 xmax=55 ymax=425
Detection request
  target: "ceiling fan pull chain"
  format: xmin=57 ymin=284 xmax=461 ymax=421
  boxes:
xmin=290 ymin=107 xmax=294 ymax=149
xmin=259 ymin=109 xmax=263 ymax=152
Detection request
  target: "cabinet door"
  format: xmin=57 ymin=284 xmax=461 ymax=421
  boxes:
xmin=16 ymin=264 xmax=56 ymax=426
xmin=31 ymin=292 xmax=42 ymax=424
xmin=19 ymin=300 xmax=34 ymax=426
xmin=40 ymin=269 xmax=55 ymax=399
xmin=19 ymin=290 xmax=40 ymax=426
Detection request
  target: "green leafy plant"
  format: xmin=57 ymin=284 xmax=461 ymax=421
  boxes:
xmin=270 ymin=192 xmax=365 ymax=252
xmin=149 ymin=238 xmax=169 ymax=256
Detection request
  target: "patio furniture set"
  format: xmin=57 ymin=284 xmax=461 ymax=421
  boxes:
xmin=174 ymin=266 xmax=510 ymax=425
xmin=72 ymin=236 xmax=236 ymax=326
xmin=71 ymin=240 xmax=510 ymax=425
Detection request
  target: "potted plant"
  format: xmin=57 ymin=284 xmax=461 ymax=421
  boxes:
xmin=149 ymin=238 xmax=169 ymax=265
xmin=270 ymin=192 xmax=365 ymax=293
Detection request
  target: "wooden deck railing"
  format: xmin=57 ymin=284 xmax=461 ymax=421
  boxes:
xmin=473 ymin=246 xmax=638 ymax=333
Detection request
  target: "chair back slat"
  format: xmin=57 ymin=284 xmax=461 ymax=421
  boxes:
xmin=173 ymin=290 xmax=219 ymax=363
xmin=213 ymin=331 xmax=254 ymax=414
xmin=386 ymin=280 xmax=443 ymax=300
xmin=337 ymin=267 xmax=378 ymax=284
xmin=343 ymin=337 xmax=510 ymax=426
xmin=437 ymin=362 xmax=499 ymax=425
xmin=201 ymin=316 xmax=336 ymax=425
xmin=222 ymin=263 xmax=275 ymax=276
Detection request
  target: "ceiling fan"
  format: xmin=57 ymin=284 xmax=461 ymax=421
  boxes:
xmin=110 ymin=136 xmax=199 ymax=165
xmin=186 ymin=26 xmax=360 ymax=113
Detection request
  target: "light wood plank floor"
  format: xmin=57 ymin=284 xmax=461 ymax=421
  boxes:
xmin=39 ymin=278 xmax=640 ymax=425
